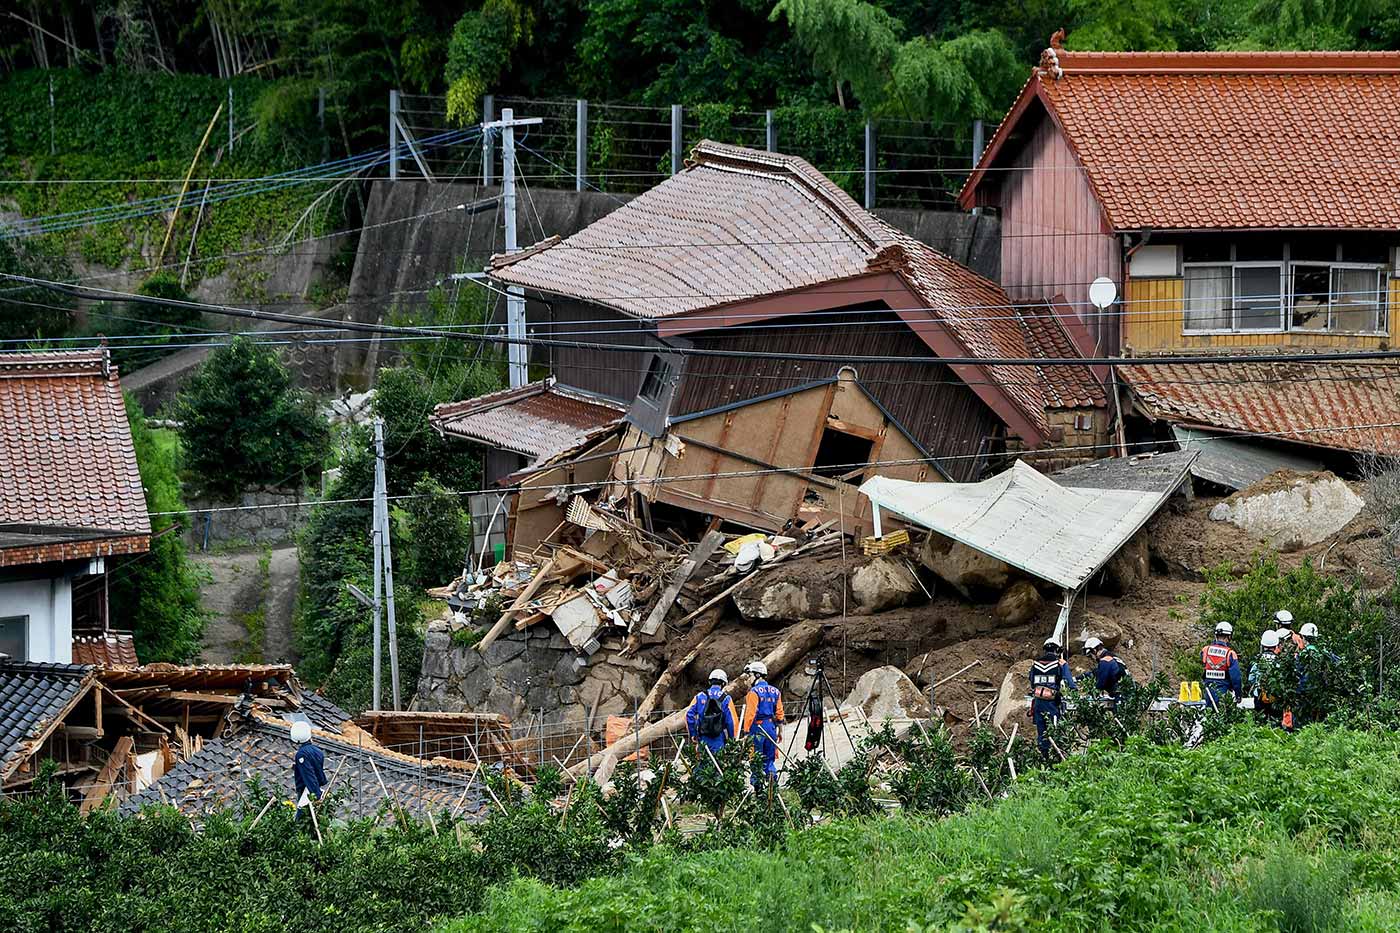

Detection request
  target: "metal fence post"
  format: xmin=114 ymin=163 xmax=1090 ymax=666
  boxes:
xmin=971 ymin=118 xmax=986 ymax=215
xmin=864 ymin=120 xmax=875 ymax=209
xmin=671 ymin=104 xmax=683 ymax=175
xmin=576 ymin=99 xmax=588 ymax=191
xmin=227 ymin=84 xmax=235 ymax=153
xmin=483 ymin=94 xmax=495 ymax=186
xmin=388 ymin=89 xmax=400 ymax=181
xmin=766 ymin=109 xmax=776 ymax=152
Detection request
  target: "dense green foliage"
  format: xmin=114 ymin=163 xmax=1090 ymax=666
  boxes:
xmin=173 ymin=335 xmax=331 ymax=498
xmin=110 ymin=398 xmax=208 ymax=663
xmin=397 ymin=475 xmax=473 ymax=592
xmin=295 ymin=355 xmax=500 ymax=707
xmin=448 ymin=726 xmax=1400 ymax=932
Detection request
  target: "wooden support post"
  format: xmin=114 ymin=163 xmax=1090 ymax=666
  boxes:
xmin=477 ymin=557 xmax=558 ymax=653
xmin=638 ymin=530 xmax=725 ymax=636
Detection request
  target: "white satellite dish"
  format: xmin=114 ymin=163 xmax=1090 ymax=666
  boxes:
xmin=1088 ymin=276 xmax=1118 ymax=311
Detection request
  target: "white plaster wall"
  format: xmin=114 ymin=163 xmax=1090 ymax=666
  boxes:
xmin=0 ymin=575 xmax=73 ymax=663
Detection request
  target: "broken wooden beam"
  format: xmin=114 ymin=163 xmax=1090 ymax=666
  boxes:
xmin=638 ymin=530 xmax=725 ymax=637
xmin=78 ymin=735 xmax=133 ymax=814
xmin=478 ymin=557 xmax=558 ymax=653
xmin=634 ymin=608 xmax=724 ymax=720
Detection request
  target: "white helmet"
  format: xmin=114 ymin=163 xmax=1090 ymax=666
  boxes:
xmin=1043 ymin=636 xmax=1061 ymax=650
xmin=1300 ymin=622 xmax=1319 ymax=638
xmin=1274 ymin=610 xmax=1295 ymax=628
xmin=1261 ymin=630 xmax=1280 ymax=649
xmin=744 ymin=660 xmax=768 ymax=677
xmin=708 ymin=669 xmax=728 ymax=685
xmin=290 ymin=720 xmax=312 ymax=744
xmin=1215 ymin=621 xmax=1233 ymax=636
xmin=1083 ymin=637 xmax=1103 ymax=654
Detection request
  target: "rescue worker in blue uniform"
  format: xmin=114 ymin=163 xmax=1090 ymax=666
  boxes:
xmin=685 ymin=668 xmax=737 ymax=762
xmin=1201 ymin=621 xmax=1242 ymax=707
xmin=741 ymin=660 xmax=785 ymax=788
xmin=1083 ymin=636 xmax=1129 ymax=706
xmin=290 ymin=719 xmax=326 ymax=821
xmin=1029 ymin=637 xmax=1075 ymax=761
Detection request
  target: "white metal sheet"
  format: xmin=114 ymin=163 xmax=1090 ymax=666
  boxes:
xmin=859 ymin=461 xmax=1167 ymax=590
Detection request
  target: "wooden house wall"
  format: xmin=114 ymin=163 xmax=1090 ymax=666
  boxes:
xmin=527 ymin=298 xmax=660 ymax=402
xmin=613 ymin=375 xmax=934 ymax=535
xmin=508 ymin=433 xmax=620 ymax=557
xmin=1123 ymin=277 xmax=1400 ymax=352
xmin=671 ymin=309 xmax=1002 ymax=481
xmin=995 ymin=114 xmax=1121 ymax=353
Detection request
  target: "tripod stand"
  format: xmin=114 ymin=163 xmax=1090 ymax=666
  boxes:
xmin=780 ymin=656 xmax=858 ymax=774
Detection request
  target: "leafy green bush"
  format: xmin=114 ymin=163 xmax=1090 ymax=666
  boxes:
xmin=109 ymin=397 xmax=207 ymax=662
xmin=173 ymin=335 xmax=331 ymax=498
xmin=397 ymin=475 xmax=472 ymax=591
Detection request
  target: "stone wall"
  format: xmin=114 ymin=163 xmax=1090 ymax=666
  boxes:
xmin=184 ymin=489 xmax=311 ymax=549
xmin=416 ymin=617 xmax=659 ymax=724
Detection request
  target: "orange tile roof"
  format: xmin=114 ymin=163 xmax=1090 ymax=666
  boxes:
xmin=0 ymin=350 xmax=150 ymax=541
xmin=962 ymin=49 xmax=1400 ymax=230
xmin=490 ymin=142 xmax=1103 ymax=442
xmin=1120 ymin=358 xmax=1400 ymax=454
xmin=71 ymin=630 xmax=139 ymax=667
xmin=430 ymin=379 xmax=625 ymax=463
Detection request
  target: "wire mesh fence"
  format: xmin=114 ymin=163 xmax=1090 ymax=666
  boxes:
xmin=390 ymin=91 xmax=997 ymax=208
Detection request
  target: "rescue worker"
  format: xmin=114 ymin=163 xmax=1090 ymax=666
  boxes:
xmin=1083 ymin=637 xmax=1129 ymax=705
xmin=1249 ymin=630 xmax=1281 ymax=723
xmin=1200 ymin=621 xmax=1242 ymax=707
xmin=686 ymin=668 xmax=738 ymax=761
xmin=1029 ymin=637 xmax=1075 ymax=761
xmin=1274 ymin=610 xmax=1307 ymax=652
xmin=741 ymin=660 xmax=785 ymax=788
xmin=290 ymin=720 xmax=326 ymax=821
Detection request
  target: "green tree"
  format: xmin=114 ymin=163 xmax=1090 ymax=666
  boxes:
xmin=445 ymin=0 xmax=536 ymax=122
xmin=110 ymin=396 xmax=208 ymax=662
xmin=98 ymin=272 xmax=206 ymax=372
xmin=0 ymin=238 xmax=76 ymax=342
xmin=398 ymin=475 xmax=473 ymax=591
xmin=173 ymin=335 xmax=331 ymax=499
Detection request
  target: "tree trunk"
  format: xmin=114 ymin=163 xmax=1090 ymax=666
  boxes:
xmin=634 ymin=608 xmax=724 ymax=720
xmin=573 ymin=621 xmax=824 ymax=785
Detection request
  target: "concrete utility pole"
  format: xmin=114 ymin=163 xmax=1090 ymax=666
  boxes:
xmin=373 ymin=419 xmax=401 ymax=710
xmin=482 ymin=107 xmax=542 ymax=388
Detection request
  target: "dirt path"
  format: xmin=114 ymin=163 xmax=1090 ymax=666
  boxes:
xmin=194 ymin=545 xmax=300 ymax=665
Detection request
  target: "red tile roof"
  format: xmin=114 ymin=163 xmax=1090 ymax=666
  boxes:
xmin=1120 ymin=358 xmax=1400 ymax=454
xmin=489 ymin=142 xmax=1103 ymax=442
xmin=430 ymin=379 xmax=625 ymax=463
xmin=1012 ymin=304 xmax=1108 ymax=410
xmin=961 ymin=49 xmax=1400 ymax=230
xmin=71 ymin=630 xmax=139 ymax=667
xmin=0 ymin=351 xmax=150 ymax=551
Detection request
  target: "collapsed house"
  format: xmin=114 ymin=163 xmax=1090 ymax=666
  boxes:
xmin=433 ymin=141 xmax=1105 ymax=566
xmin=0 ymin=659 xmax=501 ymax=821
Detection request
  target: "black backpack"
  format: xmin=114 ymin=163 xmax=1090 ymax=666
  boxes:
xmin=698 ymin=693 xmax=725 ymax=739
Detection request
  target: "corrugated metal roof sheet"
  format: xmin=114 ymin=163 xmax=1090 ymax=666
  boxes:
xmin=430 ymin=379 xmax=625 ymax=462
xmin=965 ymin=50 xmax=1400 ymax=230
xmin=860 ymin=461 xmax=1175 ymax=590
xmin=0 ymin=350 xmax=149 ymax=540
xmin=1121 ymin=359 xmax=1400 ymax=454
xmin=1173 ymin=426 xmax=1327 ymax=491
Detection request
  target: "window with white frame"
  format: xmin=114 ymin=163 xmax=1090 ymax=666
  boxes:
xmin=1182 ymin=248 xmax=1389 ymax=335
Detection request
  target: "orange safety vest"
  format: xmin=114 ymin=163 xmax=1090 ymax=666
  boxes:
xmin=1202 ymin=643 xmax=1237 ymax=682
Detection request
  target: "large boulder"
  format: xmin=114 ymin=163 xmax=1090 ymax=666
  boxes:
xmin=994 ymin=580 xmax=1044 ymax=625
xmin=1098 ymin=530 xmax=1149 ymax=596
xmin=733 ymin=571 xmax=842 ymax=625
xmin=1075 ymin=611 xmax=1124 ymax=651
xmin=1208 ymin=471 xmax=1363 ymax=550
xmin=850 ymin=557 xmax=923 ymax=612
xmin=843 ymin=665 xmax=932 ymax=723
xmin=920 ymin=531 xmax=1013 ymax=599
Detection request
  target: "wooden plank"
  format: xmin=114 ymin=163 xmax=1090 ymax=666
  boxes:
xmin=637 ymin=530 xmax=725 ymax=636
xmin=478 ymin=556 xmax=558 ymax=652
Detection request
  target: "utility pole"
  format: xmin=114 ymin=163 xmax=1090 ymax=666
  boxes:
xmin=370 ymin=452 xmax=383 ymax=711
xmin=373 ymin=419 xmax=401 ymax=709
xmin=483 ymin=108 xmax=542 ymax=388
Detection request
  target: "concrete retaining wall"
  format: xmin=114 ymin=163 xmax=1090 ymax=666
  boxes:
xmin=184 ymin=489 xmax=311 ymax=549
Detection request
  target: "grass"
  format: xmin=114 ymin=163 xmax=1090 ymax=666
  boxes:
xmin=440 ymin=725 xmax=1400 ymax=933
xmin=232 ymin=547 xmax=272 ymax=663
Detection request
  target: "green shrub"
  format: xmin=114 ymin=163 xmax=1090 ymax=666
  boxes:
xmin=1244 ymin=842 xmax=1352 ymax=933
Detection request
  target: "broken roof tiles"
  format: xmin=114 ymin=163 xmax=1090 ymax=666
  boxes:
xmin=430 ymin=378 xmax=625 ymax=464
xmin=119 ymin=720 xmax=485 ymax=822
xmin=71 ymin=630 xmax=139 ymax=667
xmin=1121 ymin=359 xmax=1400 ymax=455
xmin=0 ymin=350 xmax=150 ymax=562
xmin=964 ymin=50 xmax=1400 ymax=230
xmin=0 ymin=661 xmax=94 ymax=780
